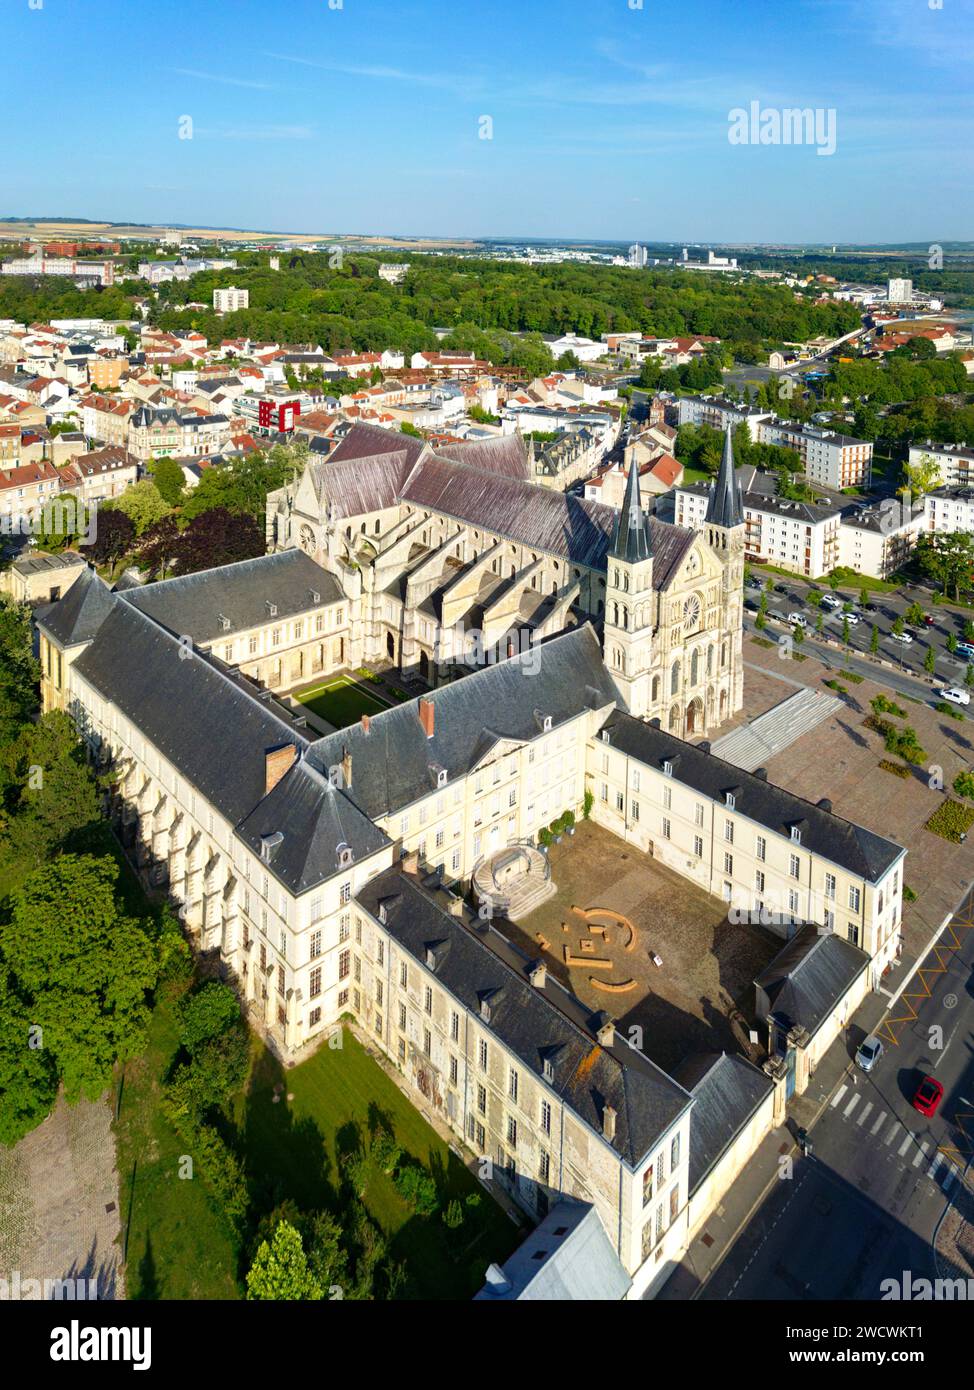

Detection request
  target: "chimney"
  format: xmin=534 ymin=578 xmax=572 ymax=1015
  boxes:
xmin=447 ymin=894 xmax=464 ymax=917
xmin=602 ymin=1104 xmax=617 ymax=1142
xmin=528 ymin=960 xmax=547 ymax=988
xmin=402 ymin=850 xmax=420 ymax=876
xmin=341 ymin=747 xmax=352 ymax=790
xmin=418 ymin=697 xmax=435 ymax=738
xmin=597 ymin=1016 xmax=616 ymax=1048
xmin=361 ymin=713 xmax=371 ymax=734
xmin=817 ymin=797 xmax=833 ymax=813
xmin=265 ymin=743 xmax=297 ymax=796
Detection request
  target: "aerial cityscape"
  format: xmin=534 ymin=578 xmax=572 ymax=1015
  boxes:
xmin=2 ymin=0 xmax=974 ymax=1361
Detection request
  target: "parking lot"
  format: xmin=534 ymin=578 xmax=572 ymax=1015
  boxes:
xmin=746 ymin=572 xmax=974 ymax=701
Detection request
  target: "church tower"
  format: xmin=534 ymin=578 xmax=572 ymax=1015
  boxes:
xmin=705 ymin=426 xmax=746 ymax=714
xmin=604 ymin=455 xmax=655 ymax=715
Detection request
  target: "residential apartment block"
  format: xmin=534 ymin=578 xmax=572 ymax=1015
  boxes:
xmin=675 ymin=395 xmax=772 ymax=438
xmin=755 ymin=420 xmax=873 ymax=489
xmin=908 ymin=441 xmax=974 ymax=488
xmin=675 ymin=480 xmax=842 ymax=578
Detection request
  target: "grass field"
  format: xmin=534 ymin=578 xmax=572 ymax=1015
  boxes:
xmin=294 ymin=676 xmax=393 ymax=728
xmin=117 ymin=1010 xmax=520 ymax=1300
xmin=240 ymin=1030 xmax=521 ymax=1299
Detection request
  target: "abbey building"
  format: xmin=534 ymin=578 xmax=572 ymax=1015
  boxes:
xmin=265 ymin=421 xmax=745 ymax=736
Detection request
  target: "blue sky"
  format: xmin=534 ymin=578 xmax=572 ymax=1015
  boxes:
xmin=6 ymin=0 xmax=974 ymax=242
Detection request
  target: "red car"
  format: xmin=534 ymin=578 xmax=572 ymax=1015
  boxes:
xmin=912 ymin=1075 xmax=943 ymax=1117
xmin=922 ymin=615 xmax=936 ymax=627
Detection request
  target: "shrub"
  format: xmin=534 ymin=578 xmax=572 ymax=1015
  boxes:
xmin=936 ymin=702 xmax=965 ymax=721
xmin=839 ymin=669 xmax=864 ymax=684
xmin=953 ymin=770 xmax=974 ymax=801
xmin=393 ymin=1163 xmax=439 ymax=1216
xmin=177 ymin=981 xmax=240 ymax=1054
xmin=538 ymin=827 xmax=553 ymax=848
xmin=370 ymin=1128 xmax=402 ymax=1175
xmin=582 ymin=788 xmax=594 ymax=820
xmin=879 ymin=759 xmax=910 ymax=779
xmin=925 ymin=800 xmax=974 ymax=843
xmin=563 ymin=809 xmax=576 ymax=831
xmin=903 ymin=884 xmax=918 ymax=903
xmin=442 ymin=1199 xmax=464 ymax=1230
xmin=824 ymin=679 xmax=847 ymax=694
xmin=871 ymin=695 xmax=906 ymax=719
xmin=194 ymin=1123 xmax=250 ymax=1238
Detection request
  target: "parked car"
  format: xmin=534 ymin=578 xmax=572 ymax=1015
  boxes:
xmin=912 ymin=1074 xmax=943 ymax=1118
xmin=955 ymin=642 xmax=974 ymax=661
xmin=938 ymin=687 xmax=971 ymax=706
xmin=889 ymin=631 xmax=914 ymax=645
xmin=922 ymin=614 xmax=936 ymax=627
xmin=864 ymin=602 xmax=879 ymax=613
xmin=821 ymin=594 xmax=842 ymax=610
xmin=844 ymin=612 xmax=861 ymax=626
xmin=855 ymin=1035 xmax=885 ymax=1073
xmin=773 ymin=583 xmax=788 ymax=594
xmin=744 ymin=599 xmax=759 ymax=614
xmin=788 ymin=612 xmax=807 ymax=628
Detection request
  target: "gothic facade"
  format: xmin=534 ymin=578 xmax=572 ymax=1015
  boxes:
xmin=266 ymin=422 xmax=746 ymax=738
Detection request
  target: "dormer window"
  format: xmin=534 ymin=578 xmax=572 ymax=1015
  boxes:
xmin=266 ymin=601 xmax=278 ymax=617
xmin=480 ymin=999 xmax=491 ymax=1024
xmin=601 ymin=730 xmax=610 ymax=744
xmin=790 ymin=826 xmax=801 ymax=844
xmin=543 ymin=715 xmax=552 ymax=732
xmin=337 ymin=843 xmax=354 ymax=868
xmin=436 ymin=768 xmax=448 ymax=789
xmin=542 ymin=1057 xmax=553 ymax=1082
xmin=663 ymin=760 xmax=673 ymax=777
xmin=218 ymin=613 xmax=231 ymax=631
xmin=725 ymin=792 xmax=736 ymax=810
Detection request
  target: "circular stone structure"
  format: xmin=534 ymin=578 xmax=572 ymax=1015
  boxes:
xmin=473 ymin=844 xmax=556 ymax=922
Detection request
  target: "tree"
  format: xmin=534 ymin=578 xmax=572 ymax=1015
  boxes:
xmin=246 ymin=1221 xmax=323 ymax=1301
xmin=870 ymin=624 xmax=880 ymax=654
xmin=900 ymin=452 xmax=942 ymax=501
xmin=914 ymin=531 xmax=974 ymax=602
xmin=138 ymin=515 xmax=182 ymax=580
xmin=0 ymin=855 xmax=158 ymax=1102
xmin=1 ymin=711 xmax=103 ymax=863
xmin=966 ymin=664 xmax=974 ymax=689
xmin=924 ymin=644 xmax=937 ymax=675
xmin=173 ymin=508 xmax=263 ymax=575
xmin=892 ymin=615 xmax=905 ymax=636
xmin=0 ymin=967 xmax=59 ymax=1146
xmin=150 ymin=457 xmax=186 ymax=507
xmin=859 ymin=586 xmax=870 ymax=609
xmin=842 ymin=616 xmax=851 ymax=645
xmin=0 ymin=597 xmax=39 ymax=746
xmin=816 ymin=611 xmax=825 ymax=635
xmin=177 ymin=982 xmax=240 ymax=1054
xmin=906 ymin=601 xmax=925 ymax=627
xmin=108 ymin=480 xmax=171 ymax=536
xmin=87 ymin=508 xmax=136 ymax=576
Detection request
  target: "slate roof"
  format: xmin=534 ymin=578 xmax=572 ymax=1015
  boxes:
xmin=612 ymin=454 xmax=653 ymax=562
xmin=754 ymin=925 xmax=870 ymax=1038
xmin=236 ymin=759 xmax=390 ymax=894
xmin=309 ymin=450 xmax=415 ymax=517
xmin=475 ymin=1200 xmax=631 ymax=1301
xmin=705 ymin=426 xmax=744 ymax=530
xmin=34 ymin=565 xmax=117 ymax=647
xmin=71 ymin=601 xmax=311 ymax=828
xmin=356 ymin=864 xmax=693 ymax=1167
xmin=120 ymin=550 xmax=343 ymax=645
xmin=306 ymin=625 xmax=620 ymax=821
xmin=674 ymin=1052 xmax=774 ymax=1197
xmin=435 ymin=433 xmax=530 ymax=481
xmin=327 ymin=420 xmax=428 ymax=470
xmin=599 ymin=710 xmax=904 ymax=884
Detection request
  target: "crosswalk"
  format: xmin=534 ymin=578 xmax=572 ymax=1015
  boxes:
xmin=828 ymin=1082 xmax=960 ymax=1193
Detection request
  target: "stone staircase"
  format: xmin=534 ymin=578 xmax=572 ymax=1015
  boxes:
xmin=709 ymin=688 xmax=842 ymax=773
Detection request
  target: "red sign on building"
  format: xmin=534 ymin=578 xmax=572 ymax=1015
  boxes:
xmin=258 ymin=400 xmax=301 ymax=432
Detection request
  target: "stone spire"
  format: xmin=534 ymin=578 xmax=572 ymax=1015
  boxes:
xmin=611 ymin=453 xmax=653 ymax=562
xmin=705 ymin=425 xmax=744 ymax=529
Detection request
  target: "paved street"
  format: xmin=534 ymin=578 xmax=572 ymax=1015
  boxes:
xmin=749 ymin=576 xmax=974 ymax=707
xmin=693 ymin=887 xmax=974 ymax=1300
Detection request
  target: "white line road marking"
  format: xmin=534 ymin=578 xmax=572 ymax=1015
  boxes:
xmin=844 ymin=1094 xmax=861 ymax=1118
xmin=885 ymin=1122 xmax=902 ymax=1147
xmin=898 ymin=1133 xmax=914 ymax=1157
xmin=870 ymin=1110 xmax=888 ymax=1136
xmin=856 ymin=1102 xmax=874 ymax=1127
xmin=928 ymin=1153 xmax=945 ymax=1180
xmin=831 ymin=1085 xmax=848 ymax=1108
xmin=912 ymin=1142 xmax=930 ymax=1168
xmin=944 ymin=1165 xmax=958 ymax=1192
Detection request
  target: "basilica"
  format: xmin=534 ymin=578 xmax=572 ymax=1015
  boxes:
xmin=266 ymin=422 xmax=746 ymax=737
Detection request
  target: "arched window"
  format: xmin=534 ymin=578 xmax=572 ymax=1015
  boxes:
xmin=691 ymin=649 xmax=699 ymax=686
xmin=721 ymin=640 xmax=728 ymax=668
xmin=707 ymin=644 xmax=714 ymax=676
xmin=652 ymin=675 xmax=660 ymax=704
xmin=671 ymin=660 xmax=681 ymax=696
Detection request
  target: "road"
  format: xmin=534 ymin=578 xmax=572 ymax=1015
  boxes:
xmin=749 ymin=575 xmax=974 ymax=701
xmin=700 ymin=886 xmax=974 ymax=1300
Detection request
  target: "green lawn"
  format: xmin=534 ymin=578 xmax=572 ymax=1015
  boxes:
xmin=115 ymin=981 xmax=242 ymax=1300
xmin=295 ymin=676 xmax=393 ymax=728
xmin=239 ymin=1030 xmax=522 ymax=1299
xmin=118 ymin=1013 xmax=519 ymax=1300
